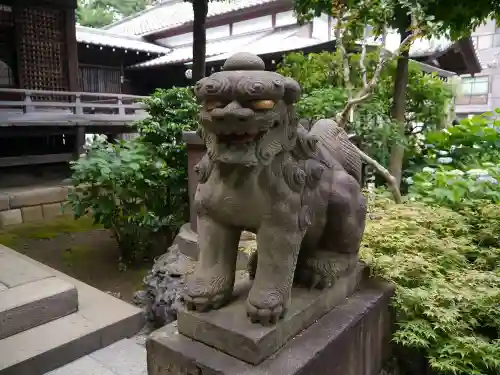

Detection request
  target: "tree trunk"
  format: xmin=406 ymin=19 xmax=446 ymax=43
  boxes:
xmin=388 ymin=20 xmax=411 ymax=187
xmin=192 ymin=0 xmax=208 ymax=82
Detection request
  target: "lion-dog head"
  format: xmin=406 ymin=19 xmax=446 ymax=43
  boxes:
xmin=194 ymin=52 xmax=301 ymax=167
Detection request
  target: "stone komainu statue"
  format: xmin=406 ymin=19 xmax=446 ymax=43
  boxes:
xmin=184 ymin=52 xmax=367 ymax=325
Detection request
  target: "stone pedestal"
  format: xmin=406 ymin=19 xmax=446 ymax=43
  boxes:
xmin=172 ymin=222 xmax=256 ymax=271
xmin=147 ymin=274 xmax=394 ymax=375
xmin=182 ymin=131 xmax=206 ymax=233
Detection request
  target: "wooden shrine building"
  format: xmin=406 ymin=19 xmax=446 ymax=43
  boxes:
xmin=0 ymin=0 xmax=170 ymax=185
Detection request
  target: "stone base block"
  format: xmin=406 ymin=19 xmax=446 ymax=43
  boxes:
xmin=178 ymin=265 xmax=365 ymax=365
xmin=147 ymin=281 xmax=394 ymax=375
xmin=172 ymin=223 xmax=255 ymax=271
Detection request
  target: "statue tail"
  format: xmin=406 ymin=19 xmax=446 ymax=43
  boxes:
xmin=308 ymin=119 xmax=363 ymax=183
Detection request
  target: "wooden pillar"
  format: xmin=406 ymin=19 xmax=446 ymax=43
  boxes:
xmin=74 ymin=127 xmax=85 ymax=158
xmin=182 ymin=131 xmax=206 ymax=232
xmin=64 ymin=7 xmax=81 ymax=157
xmin=64 ymin=8 xmax=78 ymax=92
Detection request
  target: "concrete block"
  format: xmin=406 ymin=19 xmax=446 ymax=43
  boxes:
xmin=21 ymin=205 xmax=44 ymax=223
xmin=45 ymin=356 xmax=117 ymax=375
xmin=0 ymin=276 xmax=78 ymax=339
xmin=0 ymin=245 xmax=53 ymax=287
xmin=90 ymin=339 xmax=147 ymax=375
xmin=0 ymin=193 xmax=10 ymax=211
xmin=148 ymin=282 xmax=395 ymax=375
xmin=177 ymin=265 xmax=365 ymax=365
xmin=42 ymin=203 xmax=64 ymax=220
xmin=9 ymin=186 xmax=69 ymax=209
xmin=0 ymin=209 xmax=23 ymax=227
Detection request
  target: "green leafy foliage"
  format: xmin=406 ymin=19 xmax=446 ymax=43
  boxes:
xmin=292 ymin=0 xmax=500 ymax=40
xmin=409 ymin=115 xmax=500 ymax=209
xmin=77 ymin=0 xmax=156 ymax=28
xmin=361 ymin=193 xmax=500 ymax=375
xmin=69 ymin=87 xmax=199 ymax=264
xmin=278 ymin=51 xmax=452 ymax=169
xmin=366 ymin=113 xmax=500 ymax=374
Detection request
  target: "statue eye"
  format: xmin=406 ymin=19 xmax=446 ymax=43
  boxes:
xmin=204 ymin=101 xmax=225 ymax=111
xmin=251 ymin=99 xmax=275 ymax=110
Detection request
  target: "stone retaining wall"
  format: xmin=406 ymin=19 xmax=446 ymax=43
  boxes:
xmin=0 ymin=186 xmax=72 ymax=228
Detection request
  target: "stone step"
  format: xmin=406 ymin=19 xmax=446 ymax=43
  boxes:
xmin=0 ymin=276 xmax=78 ymax=339
xmin=0 ymin=245 xmax=144 ymax=375
xmin=45 ymin=338 xmax=147 ymax=375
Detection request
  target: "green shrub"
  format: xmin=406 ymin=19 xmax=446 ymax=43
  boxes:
xmin=409 ymin=114 xmax=500 ymax=210
xmin=69 ymin=87 xmax=199 ymax=264
xmin=361 ymin=193 xmax=500 ymax=375
xmin=278 ymin=51 xmax=453 ymax=185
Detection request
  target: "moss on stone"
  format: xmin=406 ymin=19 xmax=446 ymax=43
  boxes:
xmin=0 ymin=216 xmax=102 ymax=246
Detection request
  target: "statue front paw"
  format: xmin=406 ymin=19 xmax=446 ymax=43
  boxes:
xmin=246 ymin=287 xmax=288 ymax=325
xmin=184 ymin=269 xmax=234 ymax=312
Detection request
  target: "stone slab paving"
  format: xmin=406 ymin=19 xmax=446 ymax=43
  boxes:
xmin=0 ymin=245 xmax=144 ymax=375
xmin=44 ymin=338 xmax=147 ymax=375
xmin=0 ymin=246 xmax=53 ymax=287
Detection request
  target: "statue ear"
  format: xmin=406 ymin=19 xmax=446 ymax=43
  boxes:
xmin=283 ymin=77 xmax=301 ymax=104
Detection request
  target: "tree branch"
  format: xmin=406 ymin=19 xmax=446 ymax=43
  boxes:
xmin=359 ymin=22 xmax=369 ymax=89
xmin=355 ymin=146 xmax=402 ymax=203
xmin=334 ymin=7 xmax=352 ymax=126
xmin=336 ymin=26 xmax=418 ymax=127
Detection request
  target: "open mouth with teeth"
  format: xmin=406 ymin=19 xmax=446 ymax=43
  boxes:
xmin=215 ymin=120 xmax=279 ymax=145
xmin=217 ymin=130 xmax=267 ymax=145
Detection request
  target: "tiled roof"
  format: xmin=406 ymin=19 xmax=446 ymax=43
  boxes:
xmin=205 ymin=26 xmax=324 ymax=62
xmin=76 ymin=26 xmax=171 ymax=54
xmin=131 ymin=30 xmax=272 ymax=67
xmin=133 ymin=24 xmax=457 ymax=68
xmin=103 ymin=0 xmax=280 ymax=37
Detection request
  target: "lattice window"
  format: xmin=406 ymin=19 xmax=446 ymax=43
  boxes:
xmin=79 ymin=66 xmax=122 ymax=93
xmin=15 ymin=6 xmax=68 ymax=94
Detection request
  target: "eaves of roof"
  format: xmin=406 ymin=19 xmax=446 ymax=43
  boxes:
xmin=76 ymin=26 xmax=171 ymax=54
xmin=103 ymin=0 xmax=281 ymax=37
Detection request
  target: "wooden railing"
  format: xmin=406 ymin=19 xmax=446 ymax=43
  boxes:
xmin=0 ymin=88 xmax=149 ymax=126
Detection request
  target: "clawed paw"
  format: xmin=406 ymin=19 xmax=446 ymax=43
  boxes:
xmin=183 ymin=273 xmax=234 ymax=312
xmin=183 ymin=292 xmax=230 ymax=312
xmin=246 ymin=288 xmax=287 ymax=325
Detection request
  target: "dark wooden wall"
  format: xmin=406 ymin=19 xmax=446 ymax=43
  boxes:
xmin=125 ymin=65 xmax=196 ymax=95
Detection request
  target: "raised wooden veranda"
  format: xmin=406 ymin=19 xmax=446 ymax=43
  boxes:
xmin=0 ymin=88 xmax=148 ymax=168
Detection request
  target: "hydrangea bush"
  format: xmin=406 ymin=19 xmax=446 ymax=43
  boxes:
xmin=408 ymin=114 xmax=500 ymax=208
